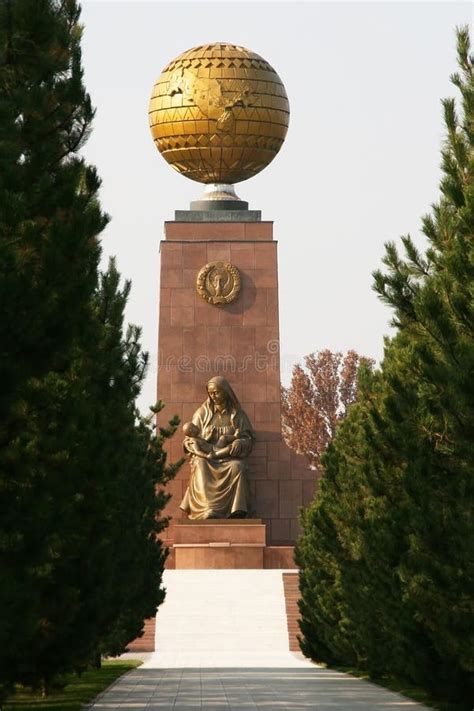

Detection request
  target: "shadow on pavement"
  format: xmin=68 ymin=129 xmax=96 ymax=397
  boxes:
xmin=85 ymin=667 xmax=433 ymax=710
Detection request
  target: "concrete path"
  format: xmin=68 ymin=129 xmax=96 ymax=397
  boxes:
xmin=93 ymin=570 xmax=433 ymax=709
xmin=85 ymin=666 xmax=433 ymax=709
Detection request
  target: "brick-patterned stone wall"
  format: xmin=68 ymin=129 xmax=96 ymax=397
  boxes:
xmin=127 ymin=616 xmax=155 ymax=653
xmin=282 ymin=572 xmax=301 ymax=652
xmin=157 ymin=220 xmax=319 ymax=548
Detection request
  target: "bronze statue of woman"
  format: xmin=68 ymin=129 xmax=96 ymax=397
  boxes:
xmin=180 ymin=376 xmax=254 ymax=520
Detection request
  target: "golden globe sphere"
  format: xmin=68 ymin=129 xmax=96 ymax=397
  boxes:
xmin=149 ymin=43 xmax=290 ymax=185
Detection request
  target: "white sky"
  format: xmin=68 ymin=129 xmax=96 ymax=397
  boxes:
xmin=80 ymin=1 xmax=472 ymax=414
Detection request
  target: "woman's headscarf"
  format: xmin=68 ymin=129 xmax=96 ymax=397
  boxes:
xmin=191 ymin=376 xmax=254 ymax=440
xmin=206 ymin=376 xmax=241 ymax=412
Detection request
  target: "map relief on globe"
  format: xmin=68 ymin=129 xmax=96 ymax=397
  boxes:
xmin=148 ymin=43 xmax=290 ymax=189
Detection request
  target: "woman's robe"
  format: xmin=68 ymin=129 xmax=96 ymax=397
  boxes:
xmin=180 ymin=401 xmax=254 ymax=520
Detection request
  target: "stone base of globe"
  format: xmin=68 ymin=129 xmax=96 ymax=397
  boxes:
xmin=190 ymin=183 xmax=249 ymax=212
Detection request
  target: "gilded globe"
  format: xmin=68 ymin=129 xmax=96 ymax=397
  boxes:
xmin=149 ymin=43 xmax=290 ymax=185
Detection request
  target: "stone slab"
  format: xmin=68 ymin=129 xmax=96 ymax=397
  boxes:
xmin=167 ymin=545 xmax=295 ymax=570
xmin=177 ymin=518 xmax=262 ymax=525
xmin=174 ymin=521 xmax=266 ymax=545
xmin=175 ymin=544 xmax=264 ymax=569
xmin=164 ymin=221 xmax=273 ymax=241
xmin=175 ymin=209 xmax=261 ymax=222
xmin=264 ymin=546 xmax=296 ymax=569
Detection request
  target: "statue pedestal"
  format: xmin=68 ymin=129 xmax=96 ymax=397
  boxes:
xmin=173 ymin=519 xmax=265 ymax=569
xmin=168 ymin=519 xmax=296 ymax=570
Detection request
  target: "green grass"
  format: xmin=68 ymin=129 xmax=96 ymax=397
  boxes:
xmin=333 ymin=665 xmax=472 ymax=711
xmin=4 ymin=660 xmax=141 ymax=711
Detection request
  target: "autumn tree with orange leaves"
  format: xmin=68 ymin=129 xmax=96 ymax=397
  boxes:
xmin=281 ymin=350 xmax=374 ymax=469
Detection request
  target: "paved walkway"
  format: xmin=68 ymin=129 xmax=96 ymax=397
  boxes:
xmin=86 ymin=666 xmax=433 ymax=709
xmin=93 ymin=570 xmax=433 ymax=709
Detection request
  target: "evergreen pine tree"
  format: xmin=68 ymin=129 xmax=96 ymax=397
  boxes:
xmin=78 ymin=260 xmax=181 ymax=660
xmin=371 ymin=26 xmax=474 ymax=700
xmin=0 ymin=1 xmax=180 ymax=694
xmin=297 ymin=27 xmax=473 ymax=706
xmin=0 ymin=0 xmax=106 ymax=691
xmin=0 ymin=0 xmax=104 ymax=409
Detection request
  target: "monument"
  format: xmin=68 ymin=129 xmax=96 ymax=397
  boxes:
xmin=150 ymin=43 xmax=316 ymax=568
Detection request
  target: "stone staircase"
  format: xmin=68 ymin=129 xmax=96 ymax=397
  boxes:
xmin=141 ymin=569 xmax=313 ymax=668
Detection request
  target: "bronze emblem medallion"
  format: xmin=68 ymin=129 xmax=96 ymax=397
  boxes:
xmin=196 ymin=261 xmax=241 ymax=306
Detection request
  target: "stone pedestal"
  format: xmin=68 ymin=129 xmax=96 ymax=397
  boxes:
xmin=174 ymin=519 xmax=266 ymax=545
xmin=174 ymin=519 xmax=265 ymax=569
xmin=169 ymin=519 xmax=296 ymax=570
xmin=157 ymin=210 xmax=318 ymax=554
